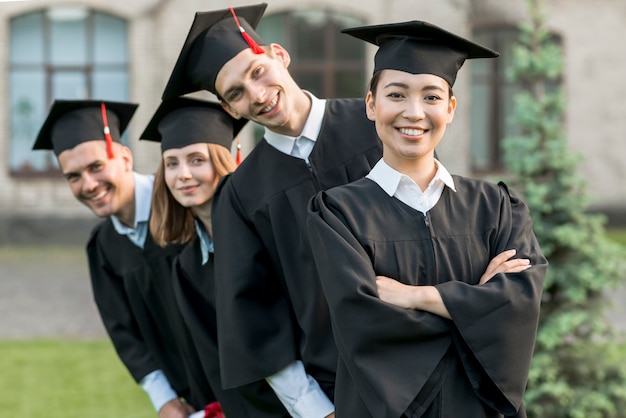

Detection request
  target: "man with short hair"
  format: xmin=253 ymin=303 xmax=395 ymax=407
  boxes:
xmin=33 ymin=100 xmax=212 ymax=418
xmin=162 ymin=4 xmax=382 ymax=417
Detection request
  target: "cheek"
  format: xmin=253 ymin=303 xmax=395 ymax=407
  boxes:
xmin=164 ymin=171 xmax=177 ymax=193
xmin=68 ymin=181 xmax=83 ymax=197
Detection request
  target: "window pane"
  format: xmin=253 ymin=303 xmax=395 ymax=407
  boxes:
xmin=10 ymin=12 xmax=44 ymax=64
xmin=293 ymin=11 xmax=326 ymax=60
xmin=336 ymin=71 xmax=365 ymax=98
xmin=256 ymin=14 xmax=287 ymax=46
xmin=333 ymin=15 xmax=364 ymax=61
xmin=10 ymin=71 xmax=51 ymax=172
xmin=93 ymin=70 xmax=129 ymax=100
xmin=50 ymin=15 xmax=87 ymax=65
xmin=94 ymin=13 xmax=128 ymax=65
xmin=52 ymin=71 xmax=88 ymax=99
xmin=293 ymin=72 xmax=324 ymax=97
xmin=9 ymin=8 xmax=130 ymax=174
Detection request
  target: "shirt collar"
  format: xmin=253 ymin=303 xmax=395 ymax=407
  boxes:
xmin=111 ymin=172 xmax=154 ymax=233
xmin=366 ymin=158 xmax=456 ymax=196
xmin=263 ymin=91 xmax=326 ymax=154
xmin=194 ymin=219 xmax=214 ymax=265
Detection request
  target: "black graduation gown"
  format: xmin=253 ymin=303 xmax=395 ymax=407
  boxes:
xmin=171 ymin=237 xmax=289 ymax=417
xmin=87 ymin=219 xmax=214 ymax=409
xmin=212 ymin=98 xmax=382 ymax=394
xmin=306 ymin=176 xmax=547 ymax=418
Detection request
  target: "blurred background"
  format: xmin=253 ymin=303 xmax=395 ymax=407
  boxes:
xmin=0 ymin=0 xmax=625 ymax=416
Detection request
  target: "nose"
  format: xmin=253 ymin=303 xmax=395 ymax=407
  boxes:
xmin=403 ymin=98 xmax=425 ymax=121
xmin=82 ymin=173 xmax=98 ymax=194
xmin=178 ymin=163 xmax=192 ymax=180
xmin=249 ymin=82 xmax=267 ymax=104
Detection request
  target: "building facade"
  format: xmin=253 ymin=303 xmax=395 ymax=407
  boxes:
xmin=0 ymin=0 xmax=624 ymax=243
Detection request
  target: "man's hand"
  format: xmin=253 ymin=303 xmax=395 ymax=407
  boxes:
xmin=159 ymin=398 xmax=196 ymax=418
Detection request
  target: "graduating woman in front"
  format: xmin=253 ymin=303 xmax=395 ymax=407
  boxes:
xmin=306 ymin=21 xmax=547 ymax=417
xmin=144 ymin=97 xmax=288 ymax=418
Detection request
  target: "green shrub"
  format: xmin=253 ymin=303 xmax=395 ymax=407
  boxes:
xmin=500 ymin=1 xmax=626 ymax=416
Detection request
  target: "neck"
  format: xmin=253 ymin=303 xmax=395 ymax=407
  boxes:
xmin=115 ymin=198 xmax=136 ymax=228
xmin=114 ymin=181 xmax=136 ymax=227
xmin=385 ymin=155 xmax=437 ymax=192
xmin=192 ymin=201 xmax=213 ymax=239
xmin=273 ymin=89 xmax=312 ymax=137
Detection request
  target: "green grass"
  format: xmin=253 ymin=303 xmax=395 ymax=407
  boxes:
xmin=0 ymin=339 xmax=154 ymax=417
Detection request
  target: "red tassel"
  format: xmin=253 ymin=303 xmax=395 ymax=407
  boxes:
xmin=204 ymin=401 xmax=224 ymax=418
xmin=229 ymin=7 xmax=265 ymax=55
xmin=100 ymin=103 xmax=115 ymax=159
xmin=235 ymin=135 xmax=242 ymax=165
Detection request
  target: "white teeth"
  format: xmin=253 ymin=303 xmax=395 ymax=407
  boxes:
xmin=90 ymin=190 xmax=108 ymax=201
xmin=261 ymin=95 xmax=278 ymax=113
xmin=399 ymin=128 xmax=424 ymax=136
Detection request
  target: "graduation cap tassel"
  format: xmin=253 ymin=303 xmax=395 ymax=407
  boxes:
xmin=229 ymin=7 xmax=265 ymax=55
xmin=235 ymin=135 xmax=242 ymax=165
xmin=100 ymin=103 xmax=115 ymax=159
xmin=204 ymin=401 xmax=224 ymax=418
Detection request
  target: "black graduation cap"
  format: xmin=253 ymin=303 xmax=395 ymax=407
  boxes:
xmin=32 ymin=99 xmax=138 ymax=157
xmin=342 ymin=20 xmax=499 ymax=87
xmin=161 ymin=3 xmax=268 ymax=99
xmin=140 ymin=97 xmax=248 ymax=153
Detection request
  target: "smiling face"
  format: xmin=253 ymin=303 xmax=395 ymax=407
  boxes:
xmin=366 ymin=70 xmax=456 ymax=171
xmin=163 ymin=143 xmax=218 ymax=210
xmin=58 ymin=140 xmax=134 ymax=219
xmin=215 ymin=44 xmax=308 ymax=137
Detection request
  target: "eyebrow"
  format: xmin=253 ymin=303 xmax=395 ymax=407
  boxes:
xmin=382 ymin=82 xmax=446 ymax=93
xmin=62 ymin=160 xmax=101 ymax=179
xmin=221 ymin=58 xmax=261 ymax=99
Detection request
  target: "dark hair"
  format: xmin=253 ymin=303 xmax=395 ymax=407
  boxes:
xmin=368 ymin=70 xmax=454 ymax=98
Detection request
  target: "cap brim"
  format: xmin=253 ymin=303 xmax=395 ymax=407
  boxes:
xmin=342 ymin=20 xmax=499 ymax=59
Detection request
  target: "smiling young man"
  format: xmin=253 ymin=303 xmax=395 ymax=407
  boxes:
xmin=32 ymin=100 xmax=215 ymax=418
xmin=161 ymin=4 xmax=382 ymax=418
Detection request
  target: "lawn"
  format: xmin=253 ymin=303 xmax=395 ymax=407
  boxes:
xmin=0 ymin=339 xmax=154 ymax=418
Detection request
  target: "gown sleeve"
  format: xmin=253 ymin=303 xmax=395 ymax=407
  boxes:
xmin=435 ymin=182 xmax=547 ymax=414
xmin=86 ymin=230 xmax=159 ymax=383
xmin=213 ymin=177 xmax=298 ymax=389
xmin=307 ymin=191 xmax=452 ymax=417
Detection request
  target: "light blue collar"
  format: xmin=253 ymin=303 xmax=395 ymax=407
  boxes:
xmin=194 ymin=220 xmax=214 ymax=265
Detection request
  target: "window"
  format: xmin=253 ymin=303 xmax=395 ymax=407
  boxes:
xmin=9 ymin=7 xmax=129 ymax=175
xmin=256 ymin=10 xmax=366 ymax=99
xmin=470 ymin=27 xmax=562 ymax=173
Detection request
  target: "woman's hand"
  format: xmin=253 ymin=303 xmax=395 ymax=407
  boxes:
xmin=479 ymin=249 xmax=530 ymax=284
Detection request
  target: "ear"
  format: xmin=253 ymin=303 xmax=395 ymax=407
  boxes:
xmin=365 ymin=91 xmax=376 ymax=122
xmin=447 ymin=95 xmax=457 ymax=124
xmin=220 ymin=100 xmax=241 ymax=120
xmin=119 ymin=145 xmax=133 ymax=171
xmin=269 ymin=43 xmax=291 ymax=68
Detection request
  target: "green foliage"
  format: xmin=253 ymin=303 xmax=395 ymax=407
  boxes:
xmin=0 ymin=339 xmax=153 ymax=417
xmin=500 ymin=0 xmax=626 ymax=416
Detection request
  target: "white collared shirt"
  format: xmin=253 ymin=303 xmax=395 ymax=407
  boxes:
xmin=366 ymin=159 xmax=456 ymax=214
xmin=261 ymin=91 xmax=334 ymax=416
xmin=110 ymin=172 xmax=154 ymax=249
xmin=263 ymin=91 xmax=326 ymax=162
